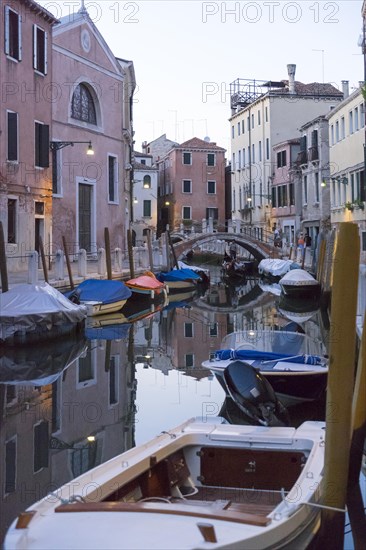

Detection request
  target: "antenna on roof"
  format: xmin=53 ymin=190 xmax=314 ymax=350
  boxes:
xmin=79 ymin=0 xmax=87 ymax=13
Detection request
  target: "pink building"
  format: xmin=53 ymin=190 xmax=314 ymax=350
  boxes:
xmin=157 ymin=137 xmax=226 ymax=234
xmin=51 ymin=7 xmax=135 ymax=256
xmin=0 ymin=0 xmax=58 ymax=272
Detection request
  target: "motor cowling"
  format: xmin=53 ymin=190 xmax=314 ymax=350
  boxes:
xmin=223 ymin=360 xmax=289 ymax=427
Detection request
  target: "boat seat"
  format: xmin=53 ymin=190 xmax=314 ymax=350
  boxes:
xmin=55 ymin=501 xmax=271 ymax=527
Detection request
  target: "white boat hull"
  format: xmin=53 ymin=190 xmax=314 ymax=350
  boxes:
xmin=5 ymin=418 xmax=325 ymax=550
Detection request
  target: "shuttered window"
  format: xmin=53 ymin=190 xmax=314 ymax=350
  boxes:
xmin=5 ymin=439 xmax=16 ymax=494
xmin=33 ymin=25 xmax=47 ymax=74
xmin=35 ymin=122 xmax=50 ymax=168
xmin=4 ymin=6 xmax=22 ymax=61
xmin=34 ymin=421 xmax=49 ymax=472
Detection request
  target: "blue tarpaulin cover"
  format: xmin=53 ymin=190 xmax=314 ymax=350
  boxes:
xmin=213 ymin=349 xmax=323 ymax=365
xmin=85 ymin=323 xmax=131 ymax=341
xmin=157 ymin=268 xmax=201 ymax=282
xmin=68 ymin=279 xmax=132 ymax=305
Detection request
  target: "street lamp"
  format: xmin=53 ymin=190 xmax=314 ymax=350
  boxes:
xmin=50 ymin=140 xmax=94 ymax=155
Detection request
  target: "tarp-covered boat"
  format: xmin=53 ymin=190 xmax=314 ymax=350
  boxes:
xmin=157 ymin=267 xmax=202 ymax=292
xmin=67 ymin=279 xmax=132 ymax=316
xmin=0 ymin=283 xmax=87 ymax=345
xmin=279 ymin=269 xmax=321 ymax=299
xmin=258 ymin=259 xmax=300 ymax=281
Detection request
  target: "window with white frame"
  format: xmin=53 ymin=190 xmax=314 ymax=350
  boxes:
xmin=7 ymin=111 xmax=18 ymax=162
xmin=143 ymin=174 xmax=151 ymax=188
xmin=251 ymin=114 xmax=254 ymax=128
xmin=207 ymin=181 xmax=216 ymax=194
xmin=351 ymin=173 xmax=355 ymax=202
xmin=340 ymin=117 xmax=345 ymax=139
xmin=207 ymin=153 xmax=215 ymax=166
xmin=4 ymin=5 xmax=22 ymax=61
xmin=241 ymin=119 xmax=245 ymax=133
xmin=257 ymin=110 xmax=261 ymax=125
xmin=182 ymin=179 xmax=191 ymax=193
xmin=349 ymin=111 xmax=354 ymax=134
xmin=355 ymin=107 xmax=359 ymax=131
xmin=252 ymin=144 xmax=255 ymax=163
xmin=35 ymin=121 xmax=49 ymax=168
xmin=259 ymin=140 xmax=262 ymax=162
xmin=71 ymin=83 xmax=97 ymax=125
xmin=238 ymin=150 xmax=241 ymax=170
xmin=184 ymin=322 xmax=193 ymax=337
xmin=182 ymin=206 xmax=191 ymax=220
xmin=108 ymin=155 xmax=118 ymax=202
xmin=331 ymin=125 xmax=334 ymax=145
xmin=277 ymin=150 xmax=286 ymax=168
xmin=232 ymin=152 xmax=235 ymax=170
xmin=209 ymin=322 xmax=218 ymax=337
xmin=143 ymin=200 xmax=151 ymax=217
xmin=183 ymin=152 xmax=191 ymax=165
xmin=265 ymin=106 xmax=268 ymax=122
xmin=335 ymin=121 xmax=339 ymax=142
xmin=33 ymin=25 xmax=47 ymax=74
xmin=362 ymin=231 xmax=366 ymax=252
xmin=237 ymin=122 xmax=240 ymax=136
xmin=266 ymin=138 xmax=269 ymax=160
xmin=242 ymin=148 xmax=246 ymax=167
xmin=231 ymin=126 xmax=234 ymax=138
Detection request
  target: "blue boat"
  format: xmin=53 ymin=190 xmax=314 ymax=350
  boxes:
xmin=67 ymin=279 xmax=132 ymax=316
xmin=156 ymin=267 xmax=202 ymax=292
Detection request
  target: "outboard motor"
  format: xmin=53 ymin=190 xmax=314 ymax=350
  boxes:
xmin=223 ymin=360 xmax=289 ymax=427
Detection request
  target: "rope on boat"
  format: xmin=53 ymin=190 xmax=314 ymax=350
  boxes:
xmin=301 ymin=502 xmax=346 ymax=513
xmin=49 ymin=492 xmax=86 ymax=505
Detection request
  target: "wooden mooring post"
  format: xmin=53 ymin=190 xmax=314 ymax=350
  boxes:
xmin=39 ymin=236 xmax=48 ymax=283
xmin=62 ymin=236 xmax=74 ymax=290
xmin=0 ymin=221 xmax=9 ymax=292
xmin=104 ymin=227 xmax=112 ymax=280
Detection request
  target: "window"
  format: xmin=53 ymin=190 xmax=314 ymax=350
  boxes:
xmin=242 ymin=148 xmax=246 ymax=167
xmin=241 ymin=120 xmax=245 ymax=133
xmin=7 ymin=111 xmax=18 ymax=161
xmin=349 ymin=111 xmax=354 ymax=134
xmin=231 ymin=126 xmax=234 ymax=138
xmin=355 ymin=107 xmax=359 ymax=131
xmin=335 ymin=121 xmax=339 ymax=142
xmin=265 ymin=106 xmax=268 ymax=122
xmin=257 ymin=110 xmax=261 ymax=125
xmin=252 ymin=144 xmax=255 ymax=163
xmin=5 ymin=438 xmax=16 ymax=494
xmin=251 ymin=114 xmax=254 ymax=128
xmin=232 ymin=153 xmax=235 ymax=170
xmin=182 ymin=206 xmax=191 ymax=220
xmin=8 ymin=199 xmax=16 ymax=244
xmin=331 ymin=125 xmax=334 ymax=145
xmin=143 ymin=200 xmax=151 ymax=217
xmin=277 ymin=150 xmax=286 ymax=168
xmin=71 ymin=83 xmax=97 ymax=124
xmin=108 ymin=155 xmax=118 ymax=202
xmin=340 ymin=117 xmax=345 ymax=139
xmin=4 ymin=6 xmax=22 ymax=61
xmin=362 ymin=231 xmax=366 ymax=252
xmin=184 ymin=322 xmax=193 ymax=337
xmin=266 ymin=138 xmax=270 ymax=160
xmin=303 ymin=175 xmax=308 ymax=204
xmin=207 ymin=153 xmax=215 ymax=166
xmin=185 ymin=354 xmax=194 ymax=368
xmin=258 ymin=140 xmax=262 ymax=162
xmin=182 ymin=179 xmax=191 ymax=193
xmin=238 ymin=150 xmax=241 ymax=170
xmin=140 ymin=159 xmax=146 ymax=165
xmin=209 ymin=322 xmax=218 ymax=337
xmin=34 ymin=421 xmax=49 ymax=472
xmin=33 ymin=25 xmax=47 ymax=74
xmin=182 ymin=152 xmax=191 ymax=165
xmin=51 ymin=147 xmax=62 ymax=195
xmin=207 ymin=180 xmax=216 ymax=194
xmin=35 ymin=122 xmax=50 ymax=168
xmin=237 ymin=122 xmax=240 ymax=136
xmin=206 ymin=207 xmax=218 ymax=220
xmin=315 ymin=172 xmax=319 ymax=203
xmin=143 ymin=175 xmax=151 ymax=188
xmin=289 ymin=182 xmax=294 ymax=205
xmin=271 ymin=187 xmax=277 ymax=207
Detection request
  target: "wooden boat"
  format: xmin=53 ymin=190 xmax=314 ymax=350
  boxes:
xmin=202 ymin=330 xmax=328 ymax=405
xmin=279 ymin=269 xmax=321 ymax=299
xmin=178 ymin=260 xmax=210 ymax=285
xmin=156 ymin=267 xmax=202 ymax=293
xmin=278 ymin=295 xmax=321 ymax=324
xmin=5 ymin=416 xmax=326 ymax=550
xmin=221 ymin=258 xmax=246 ymax=282
xmin=0 ymin=283 xmax=87 ymax=345
xmin=67 ymin=279 xmax=132 ymax=316
xmin=125 ymin=271 xmax=168 ymax=301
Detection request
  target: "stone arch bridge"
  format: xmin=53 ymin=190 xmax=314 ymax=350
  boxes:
xmin=173 ymin=231 xmax=280 ymax=262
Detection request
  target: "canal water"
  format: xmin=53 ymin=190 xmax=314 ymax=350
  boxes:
xmin=0 ymin=263 xmax=364 ymax=547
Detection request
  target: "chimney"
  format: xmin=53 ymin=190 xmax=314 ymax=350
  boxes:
xmin=341 ymin=80 xmax=349 ymax=98
xmin=287 ymin=64 xmax=296 ymax=94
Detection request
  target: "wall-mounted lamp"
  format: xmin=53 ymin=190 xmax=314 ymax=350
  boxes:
xmin=143 ymin=182 xmax=150 ymax=189
xmin=50 ymin=140 xmax=94 ymax=155
xmin=164 ymin=200 xmax=170 ymax=206
xmin=133 ymin=197 xmax=138 ymax=204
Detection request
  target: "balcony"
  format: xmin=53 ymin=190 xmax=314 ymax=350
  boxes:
xmin=296 ymin=150 xmax=307 ymax=166
xmin=307 ymin=146 xmax=319 ymax=162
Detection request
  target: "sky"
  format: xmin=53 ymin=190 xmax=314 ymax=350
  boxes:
xmin=40 ymin=1 xmax=364 ymax=154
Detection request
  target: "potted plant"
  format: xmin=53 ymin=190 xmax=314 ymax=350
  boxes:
xmin=353 ymin=198 xmax=365 ymax=210
xmin=345 ymin=201 xmax=354 ymax=212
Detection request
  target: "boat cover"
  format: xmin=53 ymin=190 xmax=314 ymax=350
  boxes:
xmin=126 ymin=274 xmax=165 ymax=290
xmin=70 ymin=279 xmax=132 ymax=304
xmin=258 ymin=259 xmax=300 ymax=277
xmin=213 ymin=349 xmax=324 ymax=365
xmin=157 ymin=268 xmax=201 ymax=282
xmin=279 ymin=269 xmax=319 ymax=286
xmin=0 ymin=283 xmax=87 ymax=340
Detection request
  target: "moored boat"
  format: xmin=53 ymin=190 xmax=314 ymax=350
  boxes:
xmin=258 ymin=259 xmax=300 ymax=282
xmin=0 ymin=283 xmax=87 ymax=345
xmin=4 ymin=416 xmax=326 ymax=550
xmin=202 ymin=330 xmax=328 ymax=405
xmin=67 ymin=279 xmax=132 ymax=316
xmin=157 ymin=267 xmax=202 ymax=293
xmin=279 ymin=269 xmax=321 ymax=299
xmin=125 ymin=271 xmax=168 ymax=301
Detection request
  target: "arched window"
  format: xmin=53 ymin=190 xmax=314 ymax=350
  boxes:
xmin=71 ymin=83 xmax=97 ymax=124
xmin=143 ymin=175 xmax=151 ymax=188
